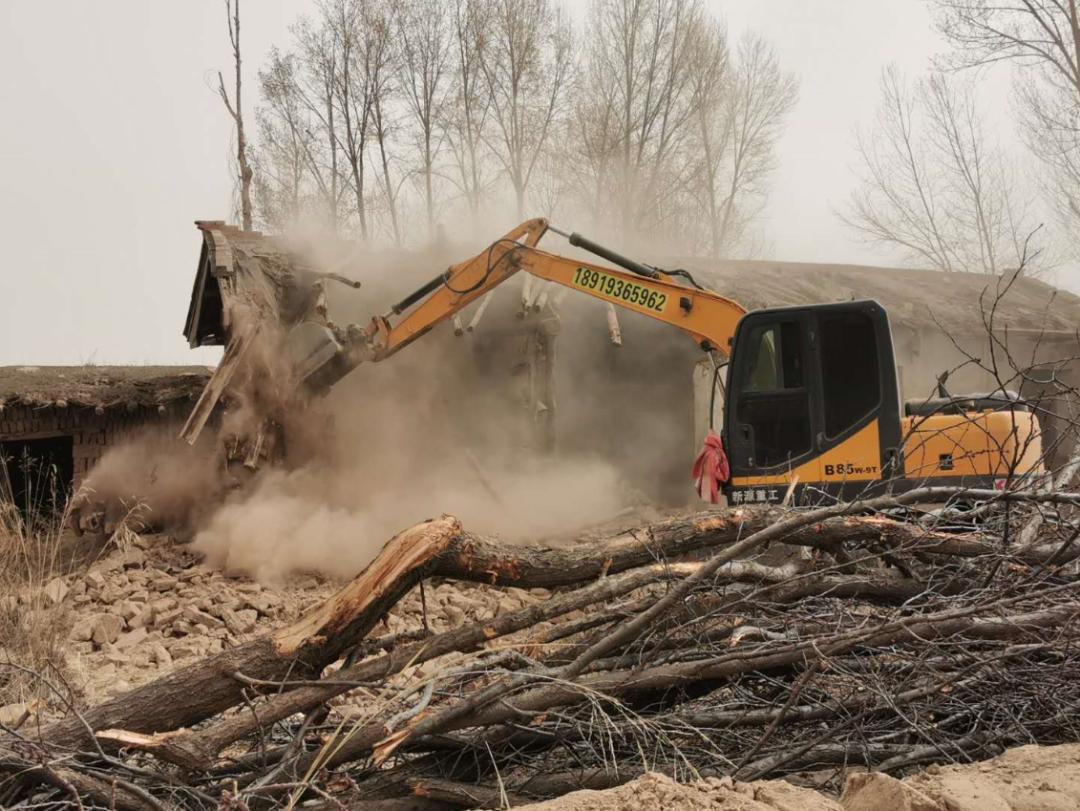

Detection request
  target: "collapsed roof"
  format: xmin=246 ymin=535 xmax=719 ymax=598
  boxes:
xmin=0 ymin=366 xmax=211 ymax=411
xmin=185 ymin=222 xmax=328 ymax=349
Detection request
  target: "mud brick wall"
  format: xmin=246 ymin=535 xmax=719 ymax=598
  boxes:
xmin=0 ymin=405 xmax=177 ymax=488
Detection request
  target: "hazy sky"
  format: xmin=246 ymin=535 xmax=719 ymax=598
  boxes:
xmin=0 ymin=1 xmax=1019 ymax=365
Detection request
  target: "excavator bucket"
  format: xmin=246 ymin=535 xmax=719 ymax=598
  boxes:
xmin=286 ymin=321 xmax=343 ymax=385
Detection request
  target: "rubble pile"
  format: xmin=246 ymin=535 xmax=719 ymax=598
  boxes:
xmin=14 ymin=535 xmax=549 ymax=712
xmin=53 ymin=538 xmax=321 ymax=699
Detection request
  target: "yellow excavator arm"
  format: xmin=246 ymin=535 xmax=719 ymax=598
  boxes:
xmin=360 ymin=218 xmax=746 ymax=362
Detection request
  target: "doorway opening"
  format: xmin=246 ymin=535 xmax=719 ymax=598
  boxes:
xmin=0 ymin=435 xmax=74 ymax=520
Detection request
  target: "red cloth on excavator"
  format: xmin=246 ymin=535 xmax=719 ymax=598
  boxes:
xmin=692 ymin=430 xmax=730 ymax=504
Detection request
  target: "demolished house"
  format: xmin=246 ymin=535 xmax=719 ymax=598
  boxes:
xmin=185 ymin=222 xmax=1080 ymax=504
xmin=183 ymin=222 xmax=559 ymax=471
xmin=0 ymin=366 xmax=210 ymax=511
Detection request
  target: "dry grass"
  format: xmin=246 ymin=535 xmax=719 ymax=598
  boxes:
xmin=0 ymin=460 xmax=74 ymax=710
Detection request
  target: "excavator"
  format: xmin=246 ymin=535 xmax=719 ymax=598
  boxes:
xmin=296 ymin=218 xmax=1044 ymax=506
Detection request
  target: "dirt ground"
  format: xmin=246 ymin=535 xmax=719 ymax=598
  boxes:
xmin=517 ymin=744 xmax=1080 ymax=810
xmin=509 ymin=747 xmax=1080 ymax=811
xmin=845 ymin=743 xmax=1080 ymax=810
xmin=516 ymin=772 xmax=843 ymax=810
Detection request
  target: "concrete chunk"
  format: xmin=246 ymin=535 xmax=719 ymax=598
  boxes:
xmin=91 ymin=614 xmax=124 ymax=647
xmin=43 ymin=577 xmax=69 ymax=605
xmin=113 ymin=627 xmax=149 ymax=652
xmin=182 ymin=605 xmax=225 ymax=630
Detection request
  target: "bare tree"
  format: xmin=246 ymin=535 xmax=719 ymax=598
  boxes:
xmin=253 ymin=1 xmax=402 ymax=238
xmin=683 ymin=18 xmax=732 ymax=254
xmin=566 ymin=1 xmax=794 ymax=255
xmin=396 ymin=0 xmax=453 ymax=236
xmin=481 ymin=0 xmax=573 ymax=219
xmin=573 ymin=0 xmax=712 ymax=241
xmin=290 ymin=16 xmax=346 ymax=229
xmin=844 ymin=66 xmax=1037 ymax=273
xmin=323 ymin=0 xmax=373 ymax=240
xmin=930 ymin=1 xmax=1080 ymax=91
xmin=364 ymin=0 xmax=403 ymax=245
xmin=1016 ymin=74 xmax=1080 ymax=241
xmin=443 ymin=0 xmax=493 ymax=217
xmin=691 ymin=31 xmax=797 ymax=257
xmin=530 ymin=134 xmax=572 ymax=219
xmin=248 ymin=0 xmax=793 ymax=251
xmin=253 ymin=50 xmax=314 ymax=230
xmin=217 ymin=0 xmax=254 ymax=231
xmin=930 ymin=0 xmax=1080 ymax=243
xmin=565 ymin=60 xmax=620 ymax=230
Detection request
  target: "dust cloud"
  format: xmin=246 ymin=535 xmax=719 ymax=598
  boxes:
xmin=185 ymin=229 xmax=635 ymax=582
xmin=83 ymin=221 xmax=704 ymax=581
xmin=192 ymin=455 xmax=622 ymax=583
xmin=75 ymin=428 xmax=222 ymax=531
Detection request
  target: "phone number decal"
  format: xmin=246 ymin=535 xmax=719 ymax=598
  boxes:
xmin=572 ymin=267 xmax=667 ymax=313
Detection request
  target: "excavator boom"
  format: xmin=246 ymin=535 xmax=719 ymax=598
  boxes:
xmin=361 ymin=218 xmax=746 ymax=362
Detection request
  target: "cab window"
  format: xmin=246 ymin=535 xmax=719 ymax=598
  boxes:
xmin=743 ymin=323 xmax=804 ymax=392
xmin=820 ymin=312 xmax=880 ymax=437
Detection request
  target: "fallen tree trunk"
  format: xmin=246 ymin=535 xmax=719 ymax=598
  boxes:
xmin=40 ymin=517 xmax=464 ymax=749
xmin=0 ymin=756 xmax=164 ymax=811
xmin=461 ymin=643 xmax=1046 ymax=758
xmin=296 ymin=598 xmax=1079 ymax=774
xmin=24 ymin=492 xmax=1075 ymax=785
xmin=368 ymin=489 xmax=1024 ymax=779
xmin=39 ymin=507 xmax=897 ymax=754
xmin=447 ymin=602 xmax=1080 ymax=733
xmin=100 ymin=562 xmax=703 ymax=769
xmin=95 ymin=567 xmax=930 ymax=769
xmin=5 ymin=485 xmax=1080 ymax=808
xmin=102 ymin=558 xmax=877 ymax=768
xmin=446 ymin=513 xmax=1042 ymax=586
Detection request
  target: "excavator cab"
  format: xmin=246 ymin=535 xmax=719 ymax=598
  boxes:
xmin=723 ymin=300 xmax=903 ymax=503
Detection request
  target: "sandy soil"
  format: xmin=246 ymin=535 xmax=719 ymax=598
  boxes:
xmin=515 ymin=773 xmax=842 ymax=810
xmin=844 ymin=743 xmax=1080 ymax=811
xmin=518 ymin=744 xmax=1080 ymax=810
